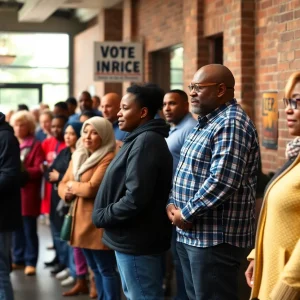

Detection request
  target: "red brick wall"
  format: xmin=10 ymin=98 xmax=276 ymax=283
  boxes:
xmin=203 ymin=0 xmax=300 ymax=173
xmin=132 ymin=0 xmax=184 ymax=82
xmin=183 ymin=0 xmax=209 ymax=90
xmin=204 ymin=0 xmax=255 ymax=111
xmin=256 ymin=0 xmax=300 ymax=172
xmin=73 ymin=0 xmax=300 ymax=173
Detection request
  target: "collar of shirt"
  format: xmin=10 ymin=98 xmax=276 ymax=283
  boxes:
xmin=197 ymin=98 xmax=237 ymax=128
xmin=170 ymin=113 xmax=194 ymax=134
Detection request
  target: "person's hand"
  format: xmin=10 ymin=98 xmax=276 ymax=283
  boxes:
xmin=40 ymin=161 xmax=48 ymax=172
xmin=66 ymin=181 xmax=75 ymax=194
xmin=49 ymin=169 xmax=59 ymax=182
xmin=171 ymin=209 xmax=193 ymax=230
xmin=245 ymin=260 xmax=255 ymax=288
xmin=65 ymin=192 xmax=75 ymax=203
xmin=166 ymin=204 xmax=177 ymax=221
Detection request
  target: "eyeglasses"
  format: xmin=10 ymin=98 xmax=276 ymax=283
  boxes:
xmin=188 ymin=82 xmax=234 ymax=93
xmin=283 ymin=98 xmax=300 ymax=109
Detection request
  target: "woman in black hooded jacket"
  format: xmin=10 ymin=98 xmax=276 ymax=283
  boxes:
xmin=93 ymin=84 xmax=173 ymax=300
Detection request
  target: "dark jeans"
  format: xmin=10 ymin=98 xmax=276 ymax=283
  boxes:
xmin=12 ymin=216 xmax=39 ymax=267
xmin=82 ymin=249 xmax=120 ymax=300
xmin=0 ymin=232 xmax=14 ymax=300
xmin=171 ymin=228 xmax=188 ymax=300
xmin=115 ymin=251 xmax=164 ymax=300
xmin=176 ymin=242 xmax=245 ymax=300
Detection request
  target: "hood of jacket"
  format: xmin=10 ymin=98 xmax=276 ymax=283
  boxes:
xmin=124 ymin=118 xmax=170 ymax=143
xmin=0 ymin=112 xmax=14 ymax=133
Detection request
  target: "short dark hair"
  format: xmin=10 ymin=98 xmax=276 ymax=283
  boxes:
xmin=166 ymin=89 xmax=188 ymax=102
xmin=127 ymin=83 xmax=165 ymax=118
xmin=53 ymin=115 xmax=68 ymax=124
xmin=93 ymin=95 xmax=101 ymax=102
xmin=81 ymin=91 xmax=92 ymax=100
xmin=66 ymin=97 xmax=77 ymax=107
xmin=17 ymin=104 xmax=29 ymax=111
xmin=54 ymin=101 xmax=69 ymax=112
xmin=80 ymin=110 xmax=96 ymax=119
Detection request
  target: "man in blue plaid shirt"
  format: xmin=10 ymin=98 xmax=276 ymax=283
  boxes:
xmin=167 ymin=64 xmax=259 ymax=300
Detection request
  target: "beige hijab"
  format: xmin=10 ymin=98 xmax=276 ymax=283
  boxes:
xmin=72 ymin=117 xmax=116 ymax=181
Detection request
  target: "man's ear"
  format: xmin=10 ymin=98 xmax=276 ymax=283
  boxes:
xmin=217 ymin=83 xmax=227 ymax=98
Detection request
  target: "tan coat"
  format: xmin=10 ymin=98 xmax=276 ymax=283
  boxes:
xmin=58 ymin=152 xmax=114 ymax=250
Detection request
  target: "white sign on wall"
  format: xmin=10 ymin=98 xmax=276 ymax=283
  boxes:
xmin=94 ymin=41 xmax=143 ymax=82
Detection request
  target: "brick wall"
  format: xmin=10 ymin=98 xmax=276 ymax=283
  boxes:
xmin=183 ymin=0 xmax=209 ymax=90
xmin=73 ymin=0 xmax=300 ymax=173
xmin=256 ymin=0 xmax=300 ymax=172
xmin=131 ymin=0 xmax=184 ymax=82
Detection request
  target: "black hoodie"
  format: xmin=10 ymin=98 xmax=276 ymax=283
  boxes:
xmin=93 ymin=119 xmax=173 ymax=255
xmin=0 ymin=112 xmax=22 ymax=231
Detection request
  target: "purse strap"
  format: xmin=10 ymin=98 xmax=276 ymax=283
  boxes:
xmin=67 ymin=200 xmax=75 ymax=216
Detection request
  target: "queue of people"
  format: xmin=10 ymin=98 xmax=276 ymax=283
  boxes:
xmin=0 ymin=65 xmax=300 ymax=300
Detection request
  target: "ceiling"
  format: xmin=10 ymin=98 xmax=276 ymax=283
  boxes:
xmin=0 ymin=0 xmax=123 ymax=23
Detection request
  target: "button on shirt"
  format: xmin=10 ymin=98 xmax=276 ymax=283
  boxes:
xmin=169 ymin=99 xmax=259 ymax=248
xmin=166 ymin=113 xmax=197 ymax=176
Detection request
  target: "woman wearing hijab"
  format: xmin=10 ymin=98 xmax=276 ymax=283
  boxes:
xmin=92 ymin=84 xmax=173 ymax=299
xmin=245 ymin=71 xmax=300 ymax=300
xmin=58 ymin=117 xmax=120 ymax=300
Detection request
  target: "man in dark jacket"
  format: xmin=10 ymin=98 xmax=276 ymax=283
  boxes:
xmin=0 ymin=112 xmax=22 ymax=300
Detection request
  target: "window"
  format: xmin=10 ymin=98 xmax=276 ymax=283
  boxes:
xmin=170 ymin=47 xmax=183 ymax=90
xmin=0 ymin=33 xmax=69 ymax=108
xmin=150 ymin=45 xmax=183 ymax=91
xmin=208 ymin=34 xmax=223 ymax=64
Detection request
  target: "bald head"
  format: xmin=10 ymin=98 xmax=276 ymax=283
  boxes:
xmin=193 ymin=64 xmax=235 ymax=89
xmin=190 ymin=64 xmax=235 ymax=116
xmin=100 ymin=93 xmax=121 ymax=123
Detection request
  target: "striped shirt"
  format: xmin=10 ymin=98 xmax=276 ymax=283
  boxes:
xmin=169 ymin=99 xmax=259 ymax=248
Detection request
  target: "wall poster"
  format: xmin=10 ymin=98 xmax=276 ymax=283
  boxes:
xmin=262 ymin=91 xmax=278 ymax=150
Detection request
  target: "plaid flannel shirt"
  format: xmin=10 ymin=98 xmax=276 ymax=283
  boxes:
xmin=169 ymin=99 xmax=259 ymax=248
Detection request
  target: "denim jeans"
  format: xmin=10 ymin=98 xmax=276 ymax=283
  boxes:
xmin=0 ymin=232 xmax=14 ymax=300
xmin=66 ymin=245 xmax=76 ymax=278
xmin=12 ymin=216 xmax=38 ymax=267
xmin=82 ymin=249 xmax=120 ymax=300
xmin=176 ymin=242 xmax=245 ymax=300
xmin=115 ymin=251 xmax=164 ymax=300
xmin=171 ymin=228 xmax=188 ymax=300
xmin=49 ymin=222 xmax=67 ymax=266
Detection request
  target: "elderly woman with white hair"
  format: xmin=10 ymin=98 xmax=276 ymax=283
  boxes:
xmin=10 ymin=110 xmax=45 ymax=276
xmin=58 ymin=117 xmax=120 ymax=299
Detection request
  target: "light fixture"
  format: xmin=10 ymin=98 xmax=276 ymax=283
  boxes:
xmin=0 ymin=36 xmax=16 ymax=66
